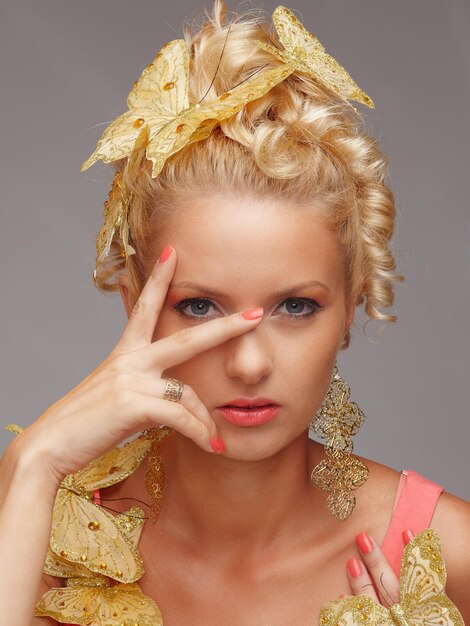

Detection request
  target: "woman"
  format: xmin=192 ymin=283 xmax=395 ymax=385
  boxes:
xmin=1 ymin=1 xmax=469 ymax=624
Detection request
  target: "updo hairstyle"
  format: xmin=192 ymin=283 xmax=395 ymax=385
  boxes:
xmin=93 ymin=0 xmax=404 ymax=349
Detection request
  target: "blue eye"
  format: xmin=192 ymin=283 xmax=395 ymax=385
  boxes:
xmin=174 ymin=298 xmax=217 ymax=319
xmin=277 ymin=297 xmax=322 ymax=319
xmin=174 ymin=297 xmax=322 ymax=321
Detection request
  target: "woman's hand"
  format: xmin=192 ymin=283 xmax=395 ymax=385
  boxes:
xmin=343 ymin=529 xmax=415 ymax=606
xmin=7 ymin=243 xmax=264 ymax=487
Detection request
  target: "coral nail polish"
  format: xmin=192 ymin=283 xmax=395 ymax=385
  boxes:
xmin=210 ymin=436 xmax=221 ymax=453
xmin=356 ymin=531 xmax=374 ymax=554
xmin=216 ymin=434 xmax=226 ymax=453
xmin=403 ymin=529 xmax=415 ymax=545
xmin=347 ymin=557 xmax=363 ymax=578
xmin=158 ymin=244 xmax=173 ymax=264
xmin=241 ymin=307 xmax=264 ymax=320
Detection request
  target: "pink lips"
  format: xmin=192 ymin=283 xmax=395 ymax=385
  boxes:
xmin=216 ymin=397 xmax=280 ymax=426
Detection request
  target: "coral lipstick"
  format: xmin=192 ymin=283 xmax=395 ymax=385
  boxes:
xmin=216 ymin=397 xmax=280 ymax=426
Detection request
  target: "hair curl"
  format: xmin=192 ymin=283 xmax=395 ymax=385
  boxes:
xmin=93 ymin=0 xmax=404 ymax=349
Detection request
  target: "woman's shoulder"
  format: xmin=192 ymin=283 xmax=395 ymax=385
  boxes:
xmin=357 ymin=453 xmax=470 ymax=618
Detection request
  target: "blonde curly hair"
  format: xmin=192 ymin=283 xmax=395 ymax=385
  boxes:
xmin=93 ymin=0 xmax=404 ymax=349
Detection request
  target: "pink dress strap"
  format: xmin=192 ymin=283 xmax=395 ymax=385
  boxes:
xmin=380 ymin=469 xmax=444 ymax=577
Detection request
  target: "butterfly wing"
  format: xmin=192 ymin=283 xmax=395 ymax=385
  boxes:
xmin=399 ymin=528 xmax=465 ymax=626
xmin=73 ymin=431 xmax=152 ymax=491
xmin=319 ymin=595 xmax=393 ymax=626
xmin=34 ymin=583 xmax=163 ymax=626
xmin=145 ymin=62 xmax=295 ymax=177
xmin=260 ymin=5 xmax=374 ymax=109
xmin=50 ymin=489 xmax=144 ymax=583
xmin=81 ymin=39 xmax=189 ymax=170
xmin=127 ymin=39 xmax=189 ymax=115
xmin=44 ymin=545 xmax=108 ymax=582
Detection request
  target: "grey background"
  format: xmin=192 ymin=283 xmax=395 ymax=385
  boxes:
xmin=1 ymin=1 xmax=469 ymax=499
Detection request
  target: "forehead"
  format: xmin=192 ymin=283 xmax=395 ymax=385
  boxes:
xmin=151 ymin=194 xmax=345 ymax=291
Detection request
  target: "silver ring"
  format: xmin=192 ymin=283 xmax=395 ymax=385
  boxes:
xmin=163 ymin=377 xmax=184 ymax=403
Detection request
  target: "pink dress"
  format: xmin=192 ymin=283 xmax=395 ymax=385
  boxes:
xmin=61 ymin=468 xmax=444 ymax=625
xmin=380 ymin=468 xmax=444 ymax=576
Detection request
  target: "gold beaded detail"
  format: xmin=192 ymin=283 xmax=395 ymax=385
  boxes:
xmin=144 ymin=426 xmax=173 ymax=524
xmin=88 ymin=520 xmax=100 ymax=530
xmin=163 ymin=81 xmax=175 ymax=90
xmin=133 ymin=117 xmax=145 ymax=128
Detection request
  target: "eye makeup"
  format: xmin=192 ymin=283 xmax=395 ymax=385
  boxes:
xmin=173 ymin=296 xmax=323 ymax=322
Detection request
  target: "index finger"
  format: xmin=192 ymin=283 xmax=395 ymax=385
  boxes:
xmin=152 ymin=308 xmax=265 ymax=370
xmin=118 ymin=243 xmax=177 ymax=350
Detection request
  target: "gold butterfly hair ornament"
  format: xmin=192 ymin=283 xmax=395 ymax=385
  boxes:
xmin=255 ymin=5 xmax=375 ymax=113
xmin=81 ymin=5 xmax=375 ymax=280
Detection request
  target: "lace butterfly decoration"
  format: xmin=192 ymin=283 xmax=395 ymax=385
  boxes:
xmin=319 ymin=528 xmax=465 ymax=626
xmin=80 ymin=37 xmax=295 ymax=179
xmin=6 ymin=424 xmax=153 ymax=584
xmin=34 ymin=505 xmax=162 ymax=626
xmin=256 ymin=5 xmax=375 ymax=113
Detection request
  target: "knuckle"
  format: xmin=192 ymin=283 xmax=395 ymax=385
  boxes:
xmin=173 ymin=327 xmax=193 ymax=346
xmin=115 ymin=387 xmax=134 ymax=412
xmin=112 ymin=372 xmax=132 ymax=392
xmin=131 ymin=298 xmax=147 ymax=320
xmin=365 ymin=553 xmax=383 ymax=570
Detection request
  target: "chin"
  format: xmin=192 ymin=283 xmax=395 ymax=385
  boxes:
xmin=217 ymin=427 xmax=306 ymax=462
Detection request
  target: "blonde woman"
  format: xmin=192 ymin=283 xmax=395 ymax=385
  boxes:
xmin=1 ymin=2 xmax=468 ymax=625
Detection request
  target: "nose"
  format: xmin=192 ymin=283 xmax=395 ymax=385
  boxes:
xmin=224 ymin=328 xmax=273 ymax=385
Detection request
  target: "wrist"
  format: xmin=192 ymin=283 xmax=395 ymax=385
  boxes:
xmin=1 ymin=437 xmax=63 ymax=503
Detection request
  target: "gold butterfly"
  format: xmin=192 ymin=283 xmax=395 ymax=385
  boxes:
xmin=35 ymin=507 xmax=163 ymax=626
xmin=256 ymin=5 xmax=375 ymax=112
xmin=47 ymin=432 xmax=153 ymax=584
xmin=319 ymin=528 xmax=465 ymax=626
xmin=81 ymin=38 xmax=295 ymax=178
xmin=35 ymin=582 xmax=163 ymax=626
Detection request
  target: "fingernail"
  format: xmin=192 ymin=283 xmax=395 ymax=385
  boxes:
xmin=209 ymin=435 xmax=225 ymax=454
xmin=241 ymin=307 xmax=264 ymax=320
xmin=347 ymin=557 xmax=363 ymax=578
xmin=216 ymin=434 xmax=226 ymax=453
xmin=402 ymin=529 xmax=415 ymax=545
xmin=158 ymin=244 xmax=173 ymax=264
xmin=339 ymin=594 xmax=346 ymax=599
xmin=356 ymin=531 xmax=374 ymax=554
xmin=210 ymin=436 xmax=221 ymax=453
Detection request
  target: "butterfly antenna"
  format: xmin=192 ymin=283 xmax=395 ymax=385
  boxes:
xmin=99 ymin=496 xmax=151 ymax=509
xmin=198 ymin=21 xmax=233 ymax=104
xmin=378 ymin=572 xmax=397 ymax=608
xmin=97 ymin=502 xmax=149 ymax=520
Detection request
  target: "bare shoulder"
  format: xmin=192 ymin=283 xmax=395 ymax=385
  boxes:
xmin=429 ymin=488 xmax=470 ymax=620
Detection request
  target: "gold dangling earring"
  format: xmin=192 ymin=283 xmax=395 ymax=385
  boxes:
xmin=144 ymin=426 xmax=173 ymax=524
xmin=310 ymin=363 xmax=369 ymax=521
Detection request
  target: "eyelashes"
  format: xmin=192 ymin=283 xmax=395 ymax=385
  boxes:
xmin=173 ymin=297 xmax=323 ymax=322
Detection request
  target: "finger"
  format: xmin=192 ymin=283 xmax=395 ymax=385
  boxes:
xmin=151 ymin=308 xmax=264 ymax=370
xmin=355 ymin=532 xmax=400 ymax=607
xmin=117 ymin=243 xmax=176 ymax=350
xmin=114 ymin=373 xmax=218 ymax=439
xmin=402 ymin=528 xmax=415 ymax=545
xmin=346 ymin=557 xmax=381 ymax=602
xmin=123 ymin=391 xmax=216 ymax=454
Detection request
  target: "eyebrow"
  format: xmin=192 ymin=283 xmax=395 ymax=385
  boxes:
xmin=170 ymin=279 xmax=332 ymax=299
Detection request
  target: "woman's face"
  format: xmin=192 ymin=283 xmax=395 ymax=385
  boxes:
xmin=123 ymin=193 xmax=354 ymax=461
